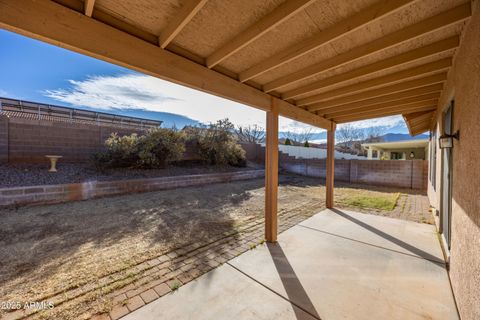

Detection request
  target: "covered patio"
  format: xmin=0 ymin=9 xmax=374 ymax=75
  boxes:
xmin=0 ymin=0 xmax=476 ymax=319
xmin=0 ymin=0 xmax=471 ymax=241
xmin=123 ymin=209 xmax=457 ymax=320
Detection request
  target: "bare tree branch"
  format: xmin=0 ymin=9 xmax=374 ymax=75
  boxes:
xmin=236 ymin=124 xmax=265 ymax=143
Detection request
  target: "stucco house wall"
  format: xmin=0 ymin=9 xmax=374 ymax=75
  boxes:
xmin=427 ymin=2 xmax=480 ymax=319
xmin=380 ymin=147 xmax=426 ymax=160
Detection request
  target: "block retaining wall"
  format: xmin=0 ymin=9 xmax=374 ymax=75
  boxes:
xmin=0 ymin=169 xmax=265 ymax=207
xmin=280 ymin=158 xmax=427 ymax=190
xmin=1 ymin=114 xmax=149 ymax=163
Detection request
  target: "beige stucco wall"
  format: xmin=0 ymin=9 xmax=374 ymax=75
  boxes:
xmin=383 ymin=147 xmax=426 ymax=160
xmin=427 ymin=1 xmax=480 ymax=319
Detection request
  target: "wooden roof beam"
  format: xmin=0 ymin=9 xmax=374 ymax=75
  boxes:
xmin=307 ymin=74 xmax=446 ymax=111
xmin=408 ymin=123 xmax=430 ymax=135
xmin=333 ymin=104 xmax=437 ymax=123
xmin=408 ymin=113 xmax=435 ymax=126
xmin=263 ymin=2 xmax=471 ymax=92
xmin=159 ymin=0 xmax=208 ymax=49
xmin=403 ymin=110 xmax=435 ymax=134
xmin=410 ymin=119 xmax=433 ymax=129
xmin=206 ymin=0 xmax=315 ymax=68
xmin=84 ymin=0 xmax=95 ymax=17
xmin=321 ymin=93 xmax=440 ymax=118
xmin=408 ymin=116 xmax=434 ymax=134
xmin=282 ymin=36 xmax=459 ymax=100
xmin=404 ymin=110 xmax=434 ymax=122
xmin=330 ymin=99 xmax=438 ymax=120
xmin=314 ymin=85 xmax=443 ymax=114
xmin=238 ymin=0 xmax=414 ymax=82
xmin=299 ymin=58 xmax=451 ymax=106
xmin=0 ymin=0 xmax=333 ymax=130
xmin=409 ymin=121 xmax=433 ymax=132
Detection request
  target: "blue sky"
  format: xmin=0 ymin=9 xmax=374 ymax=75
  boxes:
xmin=0 ymin=29 xmax=409 ymax=135
xmin=0 ymin=30 xmax=130 ymax=102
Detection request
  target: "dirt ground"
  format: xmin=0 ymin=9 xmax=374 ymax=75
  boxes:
xmin=0 ymin=174 xmax=432 ymax=319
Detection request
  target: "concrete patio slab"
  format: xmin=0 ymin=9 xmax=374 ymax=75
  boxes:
xmin=299 ymin=208 xmax=445 ymax=262
xmin=122 ymin=263 xmax=316 ymax=320
xmin=123 ymin=209 xmax=458 ymax=320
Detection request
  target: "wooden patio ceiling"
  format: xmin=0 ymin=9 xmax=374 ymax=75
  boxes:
xmin=0 ymin=0 xmax=472 ymax=135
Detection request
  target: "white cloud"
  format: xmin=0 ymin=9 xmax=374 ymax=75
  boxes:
xmin=0 ymin=89 xmax=9 ymax=97
xmin=44 ymin=73 xmax=267 ymax=127
xmin=338 ymin=115 xmax=405 ymax=130
xmin=43 ymin=73 xmax=406 ymax=132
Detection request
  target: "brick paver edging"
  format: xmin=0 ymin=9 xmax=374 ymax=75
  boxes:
xmin=8 ymin=200 xmax=322 ymax=320
xmin=0 ymin=169 xmax=265 ymax=207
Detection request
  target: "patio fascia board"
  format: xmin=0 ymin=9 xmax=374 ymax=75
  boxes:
xmin=0 ymin=0 xmax=333 ymax=130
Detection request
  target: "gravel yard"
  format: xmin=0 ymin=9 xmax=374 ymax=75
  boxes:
xmin=0 ymin=163 xmax=253 ymax=188
xmin=0 ymin=174 xmax=432 ymax=319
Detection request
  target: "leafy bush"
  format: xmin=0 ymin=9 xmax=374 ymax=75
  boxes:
xmin=93 ymin=128 xmax=185 ymax=169
xmin=136 ymin=128 xmax=186 ymax=168
xmin=186 ymin=119 xmax=246 ymax=167
xmin=93 ymin=133 xmax=140 ymax=169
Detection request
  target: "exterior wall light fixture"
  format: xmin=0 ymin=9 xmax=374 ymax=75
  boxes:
xmin=439 ymin=130 xmax=460 ymax=149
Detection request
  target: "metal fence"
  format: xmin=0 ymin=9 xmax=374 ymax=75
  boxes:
xmin=0 ymin=97 xmax=162 ymax=128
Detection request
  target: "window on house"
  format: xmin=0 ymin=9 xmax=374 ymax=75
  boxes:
xmin=391 ymin=152 xmax=402 ymax=160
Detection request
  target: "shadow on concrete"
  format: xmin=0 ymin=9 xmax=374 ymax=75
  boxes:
xmin=331 ymin=208 xmax=445 ymax=265
xmin=267 ymin=242 xmax=322 ymax=320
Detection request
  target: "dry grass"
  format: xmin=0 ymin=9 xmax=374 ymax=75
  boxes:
xmin=0 ymin=174 xmax=430 ymax=319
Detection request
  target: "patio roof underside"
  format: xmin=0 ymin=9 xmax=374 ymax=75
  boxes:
xmin=0 ymin=0 xmax=472 ymax=134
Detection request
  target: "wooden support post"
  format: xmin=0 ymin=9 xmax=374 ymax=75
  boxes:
xmin=265 ymin=97 xmax=279 ymax=243
xmin=326 ymin=125 xmax=336 ymax=209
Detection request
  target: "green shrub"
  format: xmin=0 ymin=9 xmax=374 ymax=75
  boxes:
xmin=93 ymin=128 xmax=185 ymax=169
xmin=186 ymin=119 xmax=247 ymax=167
xmin=136 ymin=128 xmax=185 ymax=168
xmin=304 ymin=140 xmax=310 ymax=147
xmin=284 ymin=138 xmax=292 ymax=145
xmin=94 ymin=133 xmax=140 ymax=169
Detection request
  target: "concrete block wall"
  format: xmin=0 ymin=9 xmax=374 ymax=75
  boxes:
xmin=3 ymin=117 xmax=247 ymax=164
xmin=279 ymin=158 xmax=351 ymax=182
xmin=0 ymin=169 xmax=265 ymax=207
xmin=351 ymin=160 xmax=423 ymax=189
xmin=280 ymin=158 xmax=427 ymax=190
xmin=239 ymin=142 xmax=427 ymax=190
xmin=2 ymin=115 xmax=148 ymax=163
xmin=0 ymin=115 xmax=8 ymax=163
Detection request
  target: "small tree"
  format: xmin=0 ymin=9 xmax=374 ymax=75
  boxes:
xmin=284 ymin=138 xmax=292 ymax=145
xmin=236 ymin=124 xmax=265 ymax=143
xmin=136 ymin=128 xmax=186 ymax=168
xmin=282 ymin=127 xmax=314 ymax=145
xmin=188 ymin=119 xmax=246 ymax=167
xmin=304 ymin=140 xmax=310 ymax=148
xmin=365 ymin=126 xmax=385 ymax=142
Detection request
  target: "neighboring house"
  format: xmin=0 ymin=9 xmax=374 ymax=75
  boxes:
xmin=361 ymin=139 xmax=429 ymax=160
xmin=260 ymin=143 xmax=366 ymax=160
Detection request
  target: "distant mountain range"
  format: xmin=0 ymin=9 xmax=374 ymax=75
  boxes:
xmin=309 ymin=132 xmax=428 ymax=144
